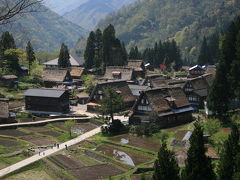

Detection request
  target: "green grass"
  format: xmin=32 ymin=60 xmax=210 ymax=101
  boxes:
xmin=57 ymin=133 xmax=78 ymax=143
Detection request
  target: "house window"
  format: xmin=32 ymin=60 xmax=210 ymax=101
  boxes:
xmin=98 ymin=90 xmax=103 ymax=95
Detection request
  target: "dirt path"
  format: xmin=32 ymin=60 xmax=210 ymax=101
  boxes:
xmin=0 ymin=127 xmax=101 ymax=178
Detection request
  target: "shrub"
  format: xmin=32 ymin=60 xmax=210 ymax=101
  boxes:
xmin=203 ymin=118 xmax=221 ymax=135
xmin=101 ymin=120 xmax=128 ymax=136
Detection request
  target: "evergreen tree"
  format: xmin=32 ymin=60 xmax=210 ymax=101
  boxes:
xmin=198 ymin=36 xmax=210 ymax=65
xmin=218 ymin=124 xmax=240 ymax=180
xmin=3 ymin=49 xmax=20 ymax=75
xmin=102 ymin=24 xmax=116 ymax=66
xmin=100 ymin=87 xmax=123 ymax=122
xmin=233 ymin=153 xmax=240 ymax=180
xmin=152 ymin=141 xmax=180 ymax=180
xmin=0 ymin=31 xmax=16 ymax=53
xmin=58 ymin=43 xmax=70 ymax=68
xmin=94 ymin=29 xmax=103 ymax=68
xmin=121 ymin=42 xmax=128 ymax=65
xmin=182 ymin=122 xmax=215 ymax=180
xmin=84 ymin=31 xmax=96 ymax=69
xmin=26 ymin=41 xmax=35 ymax=75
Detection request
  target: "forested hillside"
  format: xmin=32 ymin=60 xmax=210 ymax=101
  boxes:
xmin=63 ymin=0 xmax=136 ymax=30
xmin=0 ymin=2 xmax=86 ymax=52
xmin=98 ymin=0 xmax=240 ymax=62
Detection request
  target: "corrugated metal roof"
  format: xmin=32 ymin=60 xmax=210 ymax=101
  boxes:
xmin=24 ymin=88 xmax=66 ymax=98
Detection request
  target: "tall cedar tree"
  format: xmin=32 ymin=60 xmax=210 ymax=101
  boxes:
xmin=94 ymin=29 xmax=103 ymax=68
xmin=233 ymin=153 xmax=240 ymax=180
xmin=218 ymin=124 xmax=240 ymax=180
xmin=182 ymin=122 xmax=215 ymax=180
xmin=152 ymin=141 xmax=180 ymax=180
xmin=198 ymin=36 xmax=211 ymax=65
xmin=84 ymin=31 xmax=96 ymax=69
xmin=102 ymin=24 xmax=116 ymax=66
xmin=100 ymin=87 xmax=123 ymax=122
xmin=3 ymin=49 xmax=20 ymax=75
xmin=129 ymin=46 xmax=141 ymax=59
xmin=207 ymin=17 xmax=240 ymax=116
xmin=58 ymin=43 xmax=70 ymax=68
xmin=26 ymin=41 xmax=35 ymax=75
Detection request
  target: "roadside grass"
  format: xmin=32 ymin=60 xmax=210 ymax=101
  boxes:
xmin=57 ymin=133 xmax=78 ymax=143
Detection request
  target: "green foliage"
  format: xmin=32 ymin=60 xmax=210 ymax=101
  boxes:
xmin=203 ymin=118 xmax=221 ymax=135
xmin=100 ymin=86 xmax=124 ymax=121
xmin=82 ymin=74 xmax=97 ymax=94
xmin=207 ymin=17 xmax=240 ymax=116
xmin=98 ymin=0 xmax=240 ymax=63
xmin=3 ymin=49 xmax=21 ymax=75
xmin=26 ymin=41 xmax=36 ymax=74
xmin=182 ymin=122 xmax=215 ymax=180
xmin=198 ymin=36 xmax=211 ymax=65
xmin=0 ymin=31 xmax=16 ymax=54
xmin=1 ymin=3 xmax=86 ymax=52
xmin=101 ymin=120 xmax=128 ymax=136
xmin=58 ymin=43 xmax=71 ymax=68
xmin=152 ymin=141 xmax=180 ymax=180
xmin=84 ymin=31 xmax=96 ymax=69
xmin=218 ymin=124 xmax=240 ymax=180
xmin=64 ymin=120 xmax=76 ymax=137
xmin=129 ymin=124 xmax=160 ymax=137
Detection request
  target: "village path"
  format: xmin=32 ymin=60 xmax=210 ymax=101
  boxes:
xmin=0 ymin=126 xmax=101 ymax=178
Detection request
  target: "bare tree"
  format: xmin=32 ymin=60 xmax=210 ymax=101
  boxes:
xmin=0 ymin=0 xmax=43 ymax=25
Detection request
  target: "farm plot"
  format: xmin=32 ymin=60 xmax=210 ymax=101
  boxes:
xmin=110 ymin=135 xmax=161 ymax=152
xmin=20 ymin=135 xmax=56 ymax=146
xmin=0 ymin=138 xmax=20 ymax=147
xmin=96 ymin=144 xmax=152 ymax=166
xmin=71 ymin=123 xmax=98 ymax=135
xmin=21 ymin=126 xmax=52 ymax=132
xmin=68 ymin=164 xmax=124 ymax=180
xmin=52 ymin=154 xmax=84 ymax=168
xmin=0 ymin=129 xmax=31 ymax=137
xmin=39 ymin=131 xmax=63 ymax=137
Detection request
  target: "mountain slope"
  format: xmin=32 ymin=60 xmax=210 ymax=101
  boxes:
xmin=0 ymin=3 xmax=86 ymax=52
xmin=44 ymin=0 xmax=88 ymax=15
xmin=63 ymin=0 xmax=136 ymax=30
xmin=97 ymin=0 xmax=240 ymax=62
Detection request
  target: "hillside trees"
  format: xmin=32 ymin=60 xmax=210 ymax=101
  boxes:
xmin=58 ymin=43 xmax=71 ymax=68
xmin=207 ymin=17 xmax=240 ymax=116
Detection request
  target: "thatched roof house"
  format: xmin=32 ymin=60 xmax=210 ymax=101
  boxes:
xmin=88 ymin=80 xmax=136 ymax=110
xmin=103 ymin=66 xmax=134 ymax=81
xmin=127 ymin=60 xmax=145 ymax=78
xmin=129 ymin=87 xmax=193 ymax=127
xmin=43 ymin=68 xmax=72 ymax=87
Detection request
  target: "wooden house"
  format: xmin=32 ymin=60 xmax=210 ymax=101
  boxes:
xmin=43 ymin=68 xmax=72 ymax=88
xmin=43 ymin=55 xmax=84 ymax=67
xmin=128 ymin=85 xmax=150 ymax=98
xmin=143 ymin=74 xmax=168 ymax=88
xmin=24 ymin=88 xmax=70 ymax=115
xmin=183 ymin=74 xmax=213 ymax=108
xmin=0 ymin=98 xmax=16 ymax=124
xmin=77 ymin=93 xmax=89 ymax=104
xmin=129 ymin=87 xmax=193 ymax=127
xmin=88 ymin=80 xmax=136 ymax=111
xmin=103 ymin=66 xmax=134 ymax=81
xmin=70 ymin=67 xmax=85 ymax=86
xmin=0 ymin=75 xmax=18 ymax=88
xmin=127 ymin=60 xmax=146 ymax=78
xmin=188 ymin=65 xmax=205 ymax=78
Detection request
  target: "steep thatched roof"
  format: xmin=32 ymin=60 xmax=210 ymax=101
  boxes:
xmin=89 ymin=80 xmax=136 ymax=104
xmin=127 ymin=60 xmax=144 ymax=71
xmin=145 ymin=87 xmax=190 ymax=113
xmin=43 ymin=68 xmax=71 ymax=82
xmin=70 ymin=67 xmax=85 ymax=77
xmin=186 ymin=73 xmax=213 ymax=90
xmin=104 ymin=66 xmax=133 ymax=81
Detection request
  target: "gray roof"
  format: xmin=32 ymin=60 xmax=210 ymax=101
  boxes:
xmin=43 ymin=55 xmax=84 ymax=67
xmin=24 ymin=88 xmax=66 ymax=98
xmin=128 ymin=85 xmax=150 ymax=96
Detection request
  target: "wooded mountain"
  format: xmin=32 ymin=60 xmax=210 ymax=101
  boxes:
xmin=97 ymin=0 xmax=240 ymax=62
xmin=0 ymin=2 xmax=86 ymax=52
xmin=63 ymin=0 xmax=136 ymax=30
